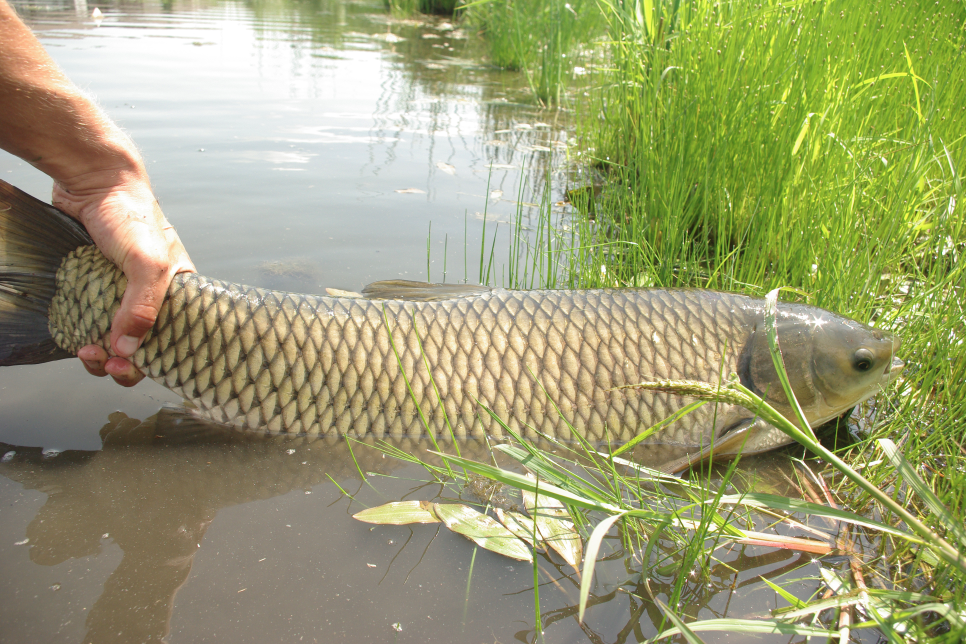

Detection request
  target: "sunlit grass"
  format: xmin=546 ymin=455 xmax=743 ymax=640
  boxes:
xmin=565 ymin=3 xmax=966 ymax=638
xmin=390 ymin=0 xmax=966 ymax=639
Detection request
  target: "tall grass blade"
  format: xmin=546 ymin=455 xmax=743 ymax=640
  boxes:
xmin=877 ymin=438 xmax=966 ymax=550
xmin=653 ymin=598 xmax=707 ymax=644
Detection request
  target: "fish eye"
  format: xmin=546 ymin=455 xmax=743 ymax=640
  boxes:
xmin=853 ymin=348 xmax=875 ymax=372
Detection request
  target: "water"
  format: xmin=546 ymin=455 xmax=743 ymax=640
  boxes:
xmin=0 ymin=2 xmax=865 ymax=642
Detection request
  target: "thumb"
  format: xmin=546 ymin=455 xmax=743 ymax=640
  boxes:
xmin=108 ymin=203 xmax=195 ymax=358
xmin=110 ymin=254 xmax=169 ymax=358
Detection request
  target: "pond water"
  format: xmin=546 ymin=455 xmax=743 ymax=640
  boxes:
xmin=0 ymin=2 xmax=867 ymax=642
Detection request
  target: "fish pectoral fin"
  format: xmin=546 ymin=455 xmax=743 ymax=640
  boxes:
xmin=361 ymin=280 xmax=494 ymax=302
xmin=660 ymin=418 xmax=775 ymax=474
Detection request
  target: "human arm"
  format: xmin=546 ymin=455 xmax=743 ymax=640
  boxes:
xmin=0 ymin=0 xmax=195 ymax=386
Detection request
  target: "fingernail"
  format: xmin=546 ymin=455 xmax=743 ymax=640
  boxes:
xmin=116 ymin=335 xmax=139 ymax=357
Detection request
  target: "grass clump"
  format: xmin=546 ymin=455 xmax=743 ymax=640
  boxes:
xmin=462 ymin=0 xmax=606 ymax=105
xmin=560 ymin=0 xmax=966 ymax=638
xmin=583 ymin=0 xmax=965 ymax=297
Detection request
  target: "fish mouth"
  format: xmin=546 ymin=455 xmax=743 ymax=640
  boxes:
xmin=886 ymin=356 xmax=904 ymax=381
xmin=885 ymin=333 xmax=903 ymax=381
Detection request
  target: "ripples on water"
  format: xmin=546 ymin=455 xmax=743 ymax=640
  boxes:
xmin=0 ymin=1 xmax=856 ymax=642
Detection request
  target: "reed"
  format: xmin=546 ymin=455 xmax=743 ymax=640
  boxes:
xmin=565 ymin=0 xmax=965 ymax=637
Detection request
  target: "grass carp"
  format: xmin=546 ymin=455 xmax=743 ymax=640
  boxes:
xmin=0 ymin=179 xmax=902 ymax=467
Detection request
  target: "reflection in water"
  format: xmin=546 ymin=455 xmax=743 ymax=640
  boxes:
xmin=0 ymin=409 xmax=831 ymax=644
xmin=0 ymin=410 xmax=426 ymax=642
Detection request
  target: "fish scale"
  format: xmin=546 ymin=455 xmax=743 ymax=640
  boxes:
xmin=48 ymin=245 xmax=754 ymax=446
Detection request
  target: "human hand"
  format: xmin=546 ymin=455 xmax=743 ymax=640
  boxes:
xmin=53 ymin=173 xmax=196 ymax=387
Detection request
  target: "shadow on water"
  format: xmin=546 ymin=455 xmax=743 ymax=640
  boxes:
xmin=0 ymin=408 xmax=848 ymax=643
xmin=0 ymin=409 xmax=423 ymax=642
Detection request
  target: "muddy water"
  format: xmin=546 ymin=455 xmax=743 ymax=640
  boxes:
xmin=0 ymin=2 xmax=855 ymax=642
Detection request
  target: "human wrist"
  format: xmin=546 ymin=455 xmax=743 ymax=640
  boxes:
xmin=38 ymin=94 xmax=149 ymax=193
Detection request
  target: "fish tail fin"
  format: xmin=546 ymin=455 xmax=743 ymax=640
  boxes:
xmin=0 ymin=179 xmax=94 ymax=366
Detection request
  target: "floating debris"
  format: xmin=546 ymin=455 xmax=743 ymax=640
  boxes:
xmin=325 ymin=288 xmax=363 ymax=299
xmin=436 ymin=162 xmax=456 ymax=175
xmin=395 ymin=187 xmax=426 ymax=194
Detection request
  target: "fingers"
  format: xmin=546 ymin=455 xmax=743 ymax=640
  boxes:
xmin=77 ymin=345 xmax=145 ymax=387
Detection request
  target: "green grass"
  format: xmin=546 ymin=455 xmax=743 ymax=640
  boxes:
xmin=429 ymin=0 xmax=966 ymax=639
xmin=572 ymin=3 xmax=966 ymax=636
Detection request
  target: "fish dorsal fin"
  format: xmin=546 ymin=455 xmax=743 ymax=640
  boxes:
xmin=361 ymin=280 xmax=493 ymax=302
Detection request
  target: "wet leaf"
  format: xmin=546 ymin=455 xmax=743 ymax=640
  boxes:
xmin=353 ymin=500 xmax=440 ymax=525
xmin=494 ymin=508 xmax=545 ymax=550
xmin=394 ymin=188 xmax=426 ymax=194
xmin=522 ymin=476 xmax=583 ymax=570
xmin=732 ymin=530 xmax=830 ymax=555
xmin=433 ymin=503 xmax=532 ymax=562
xmin=435 ymin=162 xmax=456 ymax=175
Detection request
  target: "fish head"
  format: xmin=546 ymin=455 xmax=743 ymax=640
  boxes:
xmin=746 ymin=304 xmax=903 ymax=426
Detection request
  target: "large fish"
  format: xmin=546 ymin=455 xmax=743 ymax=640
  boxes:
xmin=0 ymin=179 xmax=902 ymax=467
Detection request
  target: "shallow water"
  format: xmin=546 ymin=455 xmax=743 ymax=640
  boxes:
xmin=0 ymin=2 xmax=872 ymax=642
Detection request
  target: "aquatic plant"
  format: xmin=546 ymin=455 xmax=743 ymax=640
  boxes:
xmin=384 ymin=0 xmax=461 ymax=17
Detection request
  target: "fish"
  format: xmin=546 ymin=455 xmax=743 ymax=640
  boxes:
xmin=0 ymin=179 xmax=903 ymax=468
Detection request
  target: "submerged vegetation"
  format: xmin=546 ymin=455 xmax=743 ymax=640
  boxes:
xmin=364 ymin=0 xmax=966 ymax=640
